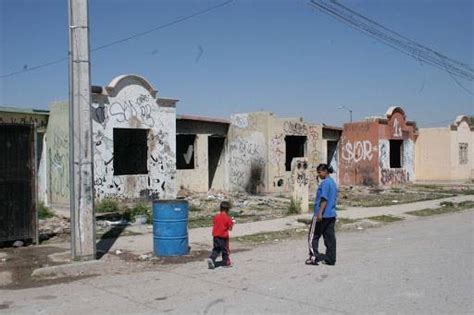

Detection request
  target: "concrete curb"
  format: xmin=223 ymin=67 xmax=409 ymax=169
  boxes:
xmin=31 ymin=260 xmax=104 ymax=278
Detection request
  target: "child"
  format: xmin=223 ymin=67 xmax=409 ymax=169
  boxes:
xmin=207 ymin=201 xmax=234 ymax=269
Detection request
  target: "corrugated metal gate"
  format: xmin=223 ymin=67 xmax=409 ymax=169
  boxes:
xmin=0 ymin=124 xmax=37 ymax=243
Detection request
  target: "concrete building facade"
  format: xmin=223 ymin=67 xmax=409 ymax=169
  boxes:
xmin=415 ymin=116 xmax=473 ymax=182
xmin=0 ymin=107 xmax=49 ymax=242
xmin=176 ymin=115 xmax=229 ymax=192
xmin=338 ymin=106 xmax=417 ymax=186
xmin=227 ymin=112 xmax=329 ymax=195
xmin=0 ymin=107 xmax=50 ymax=202
xmin=44 ymin=74 xmax=178 ymax=208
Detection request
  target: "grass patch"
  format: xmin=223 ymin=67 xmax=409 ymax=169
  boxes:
xmin=336 ymin=217 xmax=359 ymax=225
xmin=38 ymin=202 xmax=55 ymax=219
xmin=406 ymin=200 xmax=474 ymax=217
xmin=188 ymin=216 xmax=214 ymax=229
xmin=339 ymin=193 xmax=452 ymax=208
xmin=235 ymin=228 xmax=307 ymax=244
xmin=189 ymin=205 xmax=203 ymax=212
xmin=287 ymin=198 xmax=301 ymax=215
xmin=367 ymin=215 xmax=404 ymax=223
xmin=129 ymin=203 xmax=152 ymax=223
xmin=411 ymin=184 xmax=474 ymax=196
xmin=309 ymin=203 xmax=346 ymax=211
xmin=96 ymin=198 xmax=121 ymax=213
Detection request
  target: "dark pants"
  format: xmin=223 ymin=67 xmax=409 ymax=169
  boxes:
xmin=209 ymin=237 xmax=230 ymax=265
xmin=308 ymin=216 xmax=336 ymax=265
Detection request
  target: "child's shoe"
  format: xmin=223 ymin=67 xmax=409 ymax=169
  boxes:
xmin=207 ymin=258 xmax=215 ymax=269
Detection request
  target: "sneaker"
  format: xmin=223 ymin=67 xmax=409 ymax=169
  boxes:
xmin=305 ymin=257 xmax=318 ymax=265
xmin=207 ymin=258 xmax=215 ymax=269
xmin=322 ymin=260 xmax=335 ymax=266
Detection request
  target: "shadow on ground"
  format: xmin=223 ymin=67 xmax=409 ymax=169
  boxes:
xmin=96 ymin=224 xmax=127 ymax=259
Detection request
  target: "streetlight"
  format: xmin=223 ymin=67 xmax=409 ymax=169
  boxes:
xmin=338 ymin=106 xmax=353 ymax=122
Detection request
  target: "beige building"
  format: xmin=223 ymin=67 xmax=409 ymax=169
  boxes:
xmin=415 ymin=116 xmax=473 ymax=181
xmin=227 ymin=112 xmax=341 ymax=196
xmin=175 ymin=115 xmax=229 ymax=193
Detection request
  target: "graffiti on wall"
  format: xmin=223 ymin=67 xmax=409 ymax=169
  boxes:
xmin=378 ymin=140 xmax=390 ymax=169
xmin=92 ymin=82 xmax=176 ymax=200
xmin=108 ymin=93 xmax=156 ymax=128
xmin=403 ymin=139 xmax=414 ymax=181
xmin=270 ymin=133 xmax=285 ymax=173
xmin=49 ymin=132 xmax=69 ymax=199
xmin=228 ymin=133 xmax=266 ymax=193
xmin=284 ymin=121 xmax=307 ymax=135
xmin=295 ymin=160 xmax=309 ymax=187
xmin=231 ymin=114 xmax=249 ymax=129
xmin=341 ymin=140 xmax=375 ymax=163
xmin=307 ymin=125 xmax=321 ymax=192
xmin=381 ymin=168 xmax=406 ymax=185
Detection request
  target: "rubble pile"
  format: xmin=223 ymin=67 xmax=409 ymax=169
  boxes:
xmin=39 ymin=216 xmax=70 ymax=241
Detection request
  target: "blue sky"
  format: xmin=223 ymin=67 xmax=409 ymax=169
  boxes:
xmin=0 ymin=0 xmax=473 ymax=127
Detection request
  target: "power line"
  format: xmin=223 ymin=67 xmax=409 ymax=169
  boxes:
xmin=0 ymin=0 xmax=234 ymax=79
xmin=308 ymin=0 xmax=474 ymax=88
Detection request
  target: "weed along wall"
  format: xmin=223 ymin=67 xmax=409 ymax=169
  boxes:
xmin=227 ymin=112 xmax=324 ymax=195
xmin=415 ymin=116 xmax=474 ymax=181
xmin=45 ymin=74 xmax=178 ymax=206
xmin=339 ymin=106 xmax=417 ymax=186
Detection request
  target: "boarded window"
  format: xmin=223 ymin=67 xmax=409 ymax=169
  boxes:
xmin=389 ymin=140 xmax=403 ymax=168
xmin=113 ymin=128 xmax=148 ymax=175
xmin=459 ymin=143 xmax=468 ymax=165
xmin=285 ymin=136 xmax=306 ymax=171
xmin=177 ymin=135 xmax=196 ymax=170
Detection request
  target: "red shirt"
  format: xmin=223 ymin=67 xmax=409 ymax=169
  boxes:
xmin=212 ymin=212 xmax=234 ymax=238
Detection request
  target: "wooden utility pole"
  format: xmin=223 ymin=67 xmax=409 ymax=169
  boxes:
xmin=68 ymin=0 xmax=96 ymax=260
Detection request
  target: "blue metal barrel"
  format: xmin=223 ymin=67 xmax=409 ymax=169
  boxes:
xmin=152 ymin=200 xmax=189 ymax=256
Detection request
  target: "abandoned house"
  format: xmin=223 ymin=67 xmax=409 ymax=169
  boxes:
xmin=176 ymin=115 xmax=229 ymax=192
xmin=42 ymin=74 xmax=178 ymax=212
xmin=227 ymin=112 xmax=341 ymax=196
xmin=415 ymin=115 xmax=474 ymax=181
xmin=0 ymin=106 xmax=49 ymax=243
xmin=338 ymin=106 xmax=418 ymax=186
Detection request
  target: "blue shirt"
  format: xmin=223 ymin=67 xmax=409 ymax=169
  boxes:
xmin=314 ymin=177 xmax=338 ymax=218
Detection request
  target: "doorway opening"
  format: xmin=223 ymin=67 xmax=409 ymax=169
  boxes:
xmin=285 ymin=136 xmax=306 ymax=171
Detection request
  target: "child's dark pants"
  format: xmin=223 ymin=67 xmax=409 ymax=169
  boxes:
xmin=209 ymin=237 xmax=230 ymax=265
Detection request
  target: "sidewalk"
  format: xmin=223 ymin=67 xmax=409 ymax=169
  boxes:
xmin=107 ymin=195 xmax=473 ymax=256
xmin=334 ymin=194 xmax=473 ymax=220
